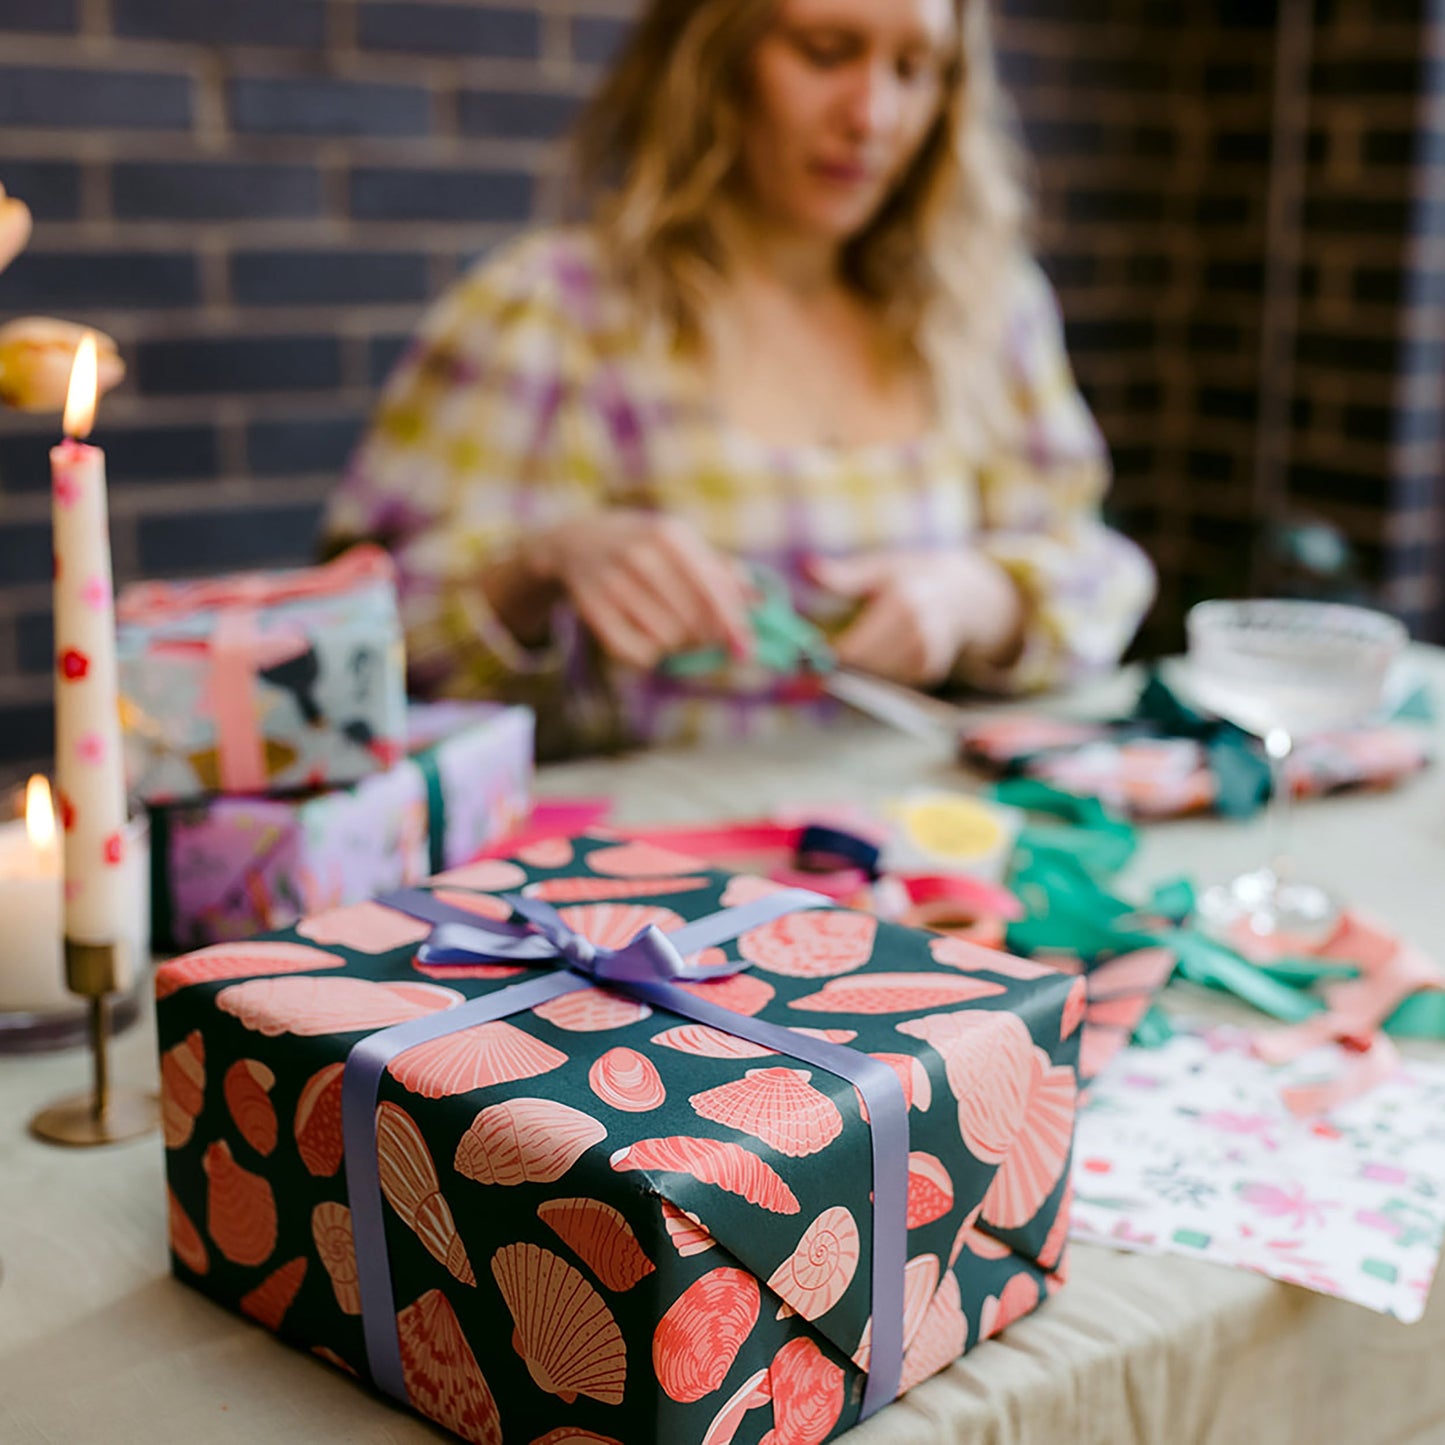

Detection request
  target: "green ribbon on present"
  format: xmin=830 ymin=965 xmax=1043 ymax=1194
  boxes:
xmin=414 ymin=743 xmax=448 ymax=876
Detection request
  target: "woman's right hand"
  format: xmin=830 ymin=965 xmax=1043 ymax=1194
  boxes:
xmin=524 ymin=511 xmax=753 ymax=670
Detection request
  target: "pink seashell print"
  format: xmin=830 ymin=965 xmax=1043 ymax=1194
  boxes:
xmin=430 ymin=887 xmax=514 ymax=921
xmin=312 ymin=1347 xmax=356 ymax=1375
xmin=155 ymin=940 xmax=345 ymax=999
xmin=454 ymin=1098 xmax=608 ymax=1186
xmin=295 ymin=1062 xmax=345 ymax=1177
xmin=791 ymin=1027 xmax=857 ymax=1044
xmin=296 ymin=901 xmax=432 ymax=953
xmin=525 ymin=874 xmax=711 ymax=904
xmin=240 ymin=1256 xmax=307 ymax=1330
xmin=515 ymin=837 xmax=575 ymax=869
xmin=790 ymin=974 xmax=1005 ymax=1014
xmin=978 ymin=1270 xmax=1041 ymax=1341
xmin=701 ymin=1368 xmax=773 ymax=1445
xmin=855 ymin=1051 xmax=932 ymax=1123
xmin=376 ymin=1101 xmax=476 ymax=1286
xmin=611 ymin=1136 xmax=799 ymax=1214
xmin=492 ymin=1242 xmax=627 ymax=1404
xmin=721 ymin=874 xmax=789 ymax=907
xmin=929 ymin=935 xmax=1060 ymax=980
xmin=979 ymin=1053 xmax=1076 ymax=1229
xmin=1061 ymin=977 xmax=1087 ymax=1039
xmin=652 ymin=1024 xmax=778 ymax=1060
xmin=1036 ymin=1180 xmax=1072 ymax=1273
xmin=950 ymin=1214 xmax=1012 ymax=1264
xmin=689 ymin=1068 xmax=844 ymax=1157
xmin=215 ymin=976 xmax=462 ymax=1037
xmin=224 ymin=1058 xmax=277 ymax=1156
xmin=167 ymin=1186 xmax=208 ymax=1275
xmin=530 ymin=1432 xmax=625 ymax=1445
xmin=160 ymin=1029 xmax=205 ymax=1149
xmin=661 ymin=1199 xmax=717 ymax=1256
xmin=538 ymin=1196 xmax=656 ymax=1292
xmin=413 ymin=959 xmax=525 ymax=981
xmin=766 ymin=1206 xmax=859 ymax=1320
xmin=203 ymin=1140 xmax=276 ymax=1267
xmin=761 ymin=1336 xmax=845 ymax=1445
xmin=852 ymin=1253 xmax=940 ymax=1371
xmin=589 ymin=1047 xmax=666 ymax=1112
xmin=675 ymin=971 xmax=776 ymax=1016
xmin=906 ymin=1153 xmax=954 ymax=1228
xmin=898 ymin=1270 xmax=967 ymax=1393
xmin=387 ymin=1021 xmax=568 ymax=1099
xmin=738 ymin=910 xmax=876 ymax=978
xmin=556 ymin=901 xmax=685 ymax=949
xmin=430 ymin=858 xmax=526 ymax=891
xmin=587 ymin=840 xmax=706 ymax=876
xmin=312 ymin=1201 xmax=360 ymax=1314
xmin=397 ymin=1289 xmax=503 ymax=1445
xmin=654 ymin=1266 xmax=760 ymax=1402
xmin=532 ymin=987 xmax=653 ymax=1033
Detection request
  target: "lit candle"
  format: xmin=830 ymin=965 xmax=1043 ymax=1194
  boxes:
xmin=50 ymin=333 xmax=130 ymax=978
xmin=0 ymin=776 xmax=66 ymax=1012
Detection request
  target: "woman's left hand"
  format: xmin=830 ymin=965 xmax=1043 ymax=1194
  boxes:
xmin=808 ymin=548 xmax=1025 ymax=686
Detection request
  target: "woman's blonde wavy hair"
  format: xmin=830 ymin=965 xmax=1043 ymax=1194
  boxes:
xmin=573 ymin=0 xmax=1029 ymax=432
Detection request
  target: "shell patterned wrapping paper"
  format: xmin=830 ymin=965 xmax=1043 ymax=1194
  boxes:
xmin=157 ymin=835 xmax=1080 ymax=1445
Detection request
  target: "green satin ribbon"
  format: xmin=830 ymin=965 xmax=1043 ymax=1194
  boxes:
xmin=414 ymin=744 xmax=448 ymax=877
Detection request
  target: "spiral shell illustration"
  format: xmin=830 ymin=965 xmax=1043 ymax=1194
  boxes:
xmin=203 ymin=1140 xmax=276 ymax=1267
xmin=764 ymin=1336 xmax=845 ymax=1445
xmin=738 ymin=910 xmax=876 ymax=978
xmin=689 ymin=1068 xmax=843 ymax=1158
xmin=160 ymin=1029 xmax=205 ymax=1149
xmin=312 ymin=1202 xmax=361 ymax=1315
xmin=588 ymin=1047 xmax=666 ymax=1112
xmin=532 ymin=986 xmax=652 ymax=1033
xmin=167 ymin=1186 xmax=208 ymax=1275
xmin=397 ymin=1289 xmax=503 ymax=1445
xmin=766 ymin=1206 xmax=859 ymax=1321
xmin=586 ymin=840 xmax=704 ymax=876
xmin=979 ymin=1053 xmax=1076 ymax=1229
xmin=790 ymin=973 xmax=1005 ymax=1014
xmin=610 ymin=1136 xmax=799 ymax=1214
xmin=295 ymin=1061 xmax=345 ymax=1177
xmin=224 ymin=1058 xmax=277 ymax=1156
xmin=906 ymin=1153 xmax=954 ymax=1229
xmin=454 ymin=1098 xmax=607 ymax=1186
xmin=240 ymin=1256 xmax=307 ymax=1330
xmin=661 ymin=1199 xmax=716 ymax=1256
xmin=376 ymin=1101 xmax=476 ymax=1286
xmin=296 ymin=901 xmax=431 ymax=953
xmin=653 ymin=1266 xmax=759 ymax=1403
xmin=492 ymin=1242 xmax=627 ymax=1405
xmin=387 ymin=1021 xmax=568 ymax=1099
xmin=154 ymin=939 xmax=344 ymax=999
xmin=898 ymin=1269 xmax=967 ymax=1394
xmin=215 ymin=976 xmax=461 ymax=1037
xmin=538 ymin=1196 xmax=656 ymax=1292
xmin=675 ymin=971 xmax=775 ymax=1017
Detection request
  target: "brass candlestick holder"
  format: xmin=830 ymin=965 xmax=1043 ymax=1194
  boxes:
xmin=30 ymin=939 xmax=158 ymax=1146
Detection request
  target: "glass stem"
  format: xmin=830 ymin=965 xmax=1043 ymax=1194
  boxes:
xmin=1263 ymin=726 xmax=1294 ymax=884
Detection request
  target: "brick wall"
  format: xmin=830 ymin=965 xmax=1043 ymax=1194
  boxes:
xmin=1 ymin=0 xmax=1441 ymax=782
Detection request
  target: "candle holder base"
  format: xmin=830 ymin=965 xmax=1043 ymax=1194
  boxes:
xmin=30 ymin=1086 xmax=158 ymax=1147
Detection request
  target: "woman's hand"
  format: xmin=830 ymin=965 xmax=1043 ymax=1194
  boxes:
xmin=525 ymin=511 xmax=753 ymax=669
xmin=808 ymin=549 xmax=1025 ymax=686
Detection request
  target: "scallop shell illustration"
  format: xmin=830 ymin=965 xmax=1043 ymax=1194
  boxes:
xmin=1061 ymin=977 xmax=1087 ymax=1040
xmin=1037 ymin=1180 xmax=1073 ymax=1273
xmin=898 ymin=1270 xmax=967 ymax=1394
xmin=790 ymin=974 xmax=1005 ymax=1014
xmin=297 ymin=901 xmax=431 ymax=953
xmin=525 ymin=874 xmax=710 ymax=903
xmin=295 ymin=1061 xmax=345 ymax=1177
xmin=851 ymin=1254 xmax=939 ymax=1372
xmin=515 ymin=837 xmax=575 ymax=869
xmin=216 ymin=976 xmax=462 ymax=1037
xmin=653 ymin=1266 xmax=760 ymax=1403
xmin=167 ymin=1186 xmax=208 ymax=1275
xmin=455 ymin=1098 xmax=607 ymax=1186
xmin=589 ymin=1047 xmax=666 ymax=1112
xmin=979 ymin=1054 xmax=1075 ymax=1229
xmin=492 ymin=1242 xmax=627 ymax=1405
xmin=586 ymin=840 xmax=704 ymax=876
xmin=766 ymin=1206 xmax=859 ymax=1321
xmin=224 ymin=1058 xmax=277 ymax=1156
xmin=738 ymin=910 xmax=876 ymax=978
xmin=429 ymin=858 xmax=526 ymax=891
xmin=689 ymin=1068 xmax=843 ymax=1158
xmin=430 ymin=887 xmax=514 ymax=922
xmin=661 ymin=1199 xmax=716 ymax=1256
xmin=397 ymin=1289 xmax=503 ymax=1445
xmin=555 ymin=902 xmax=685 ymax=949
xmin=906 ymin=1153 xmax=954 ymax=1229
xmin=763 ymin=1336 xmax=844 ymax=1445
xmin=978 ymin=1270 xmax=1041 ymax=1341
xmin=154 ymin=940 xmax=344 ymax=999
xmin=675 ymin=972 xmax=775 ymax=1016
xmin=532 ymin=987 xmax=653 ymax=1033
xmin=701 ymin=1368 xmax=772 ymax=1445
xmin=413 ymin=958 xmax=524 ymax=982
xmin=203 ymin=1140 xmax=276 ymax=1267
xmin=240 ymin=1256 xmax=307 ymax=1330
xmin=387 ymin=1021 xmax=568 ymax=1099
xmin=160 ymin=1029 xmax=205 ymax=1149
xmin=376 ymin=1101 xmax=476 ymax=1285
xmin=929 ymin=935 xmax=1058 ymax=979
xmin=610 ymin=1137 xmax=799 ymax=1214
xmin=538 ymin=1196 xmax=656 ymax=1292
xmin=721 ymin=874 xmax=788 ymax=907
xmin=312 ymin=1202 xmax=361 ymax=1314
xmin=530 ymin=1431 xmax=625 ymax=1445
xmin=652 ymin=1024 xmax=777 ymax=1059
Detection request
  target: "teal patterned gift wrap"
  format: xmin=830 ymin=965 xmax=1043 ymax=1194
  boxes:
xmin=157 ymin=836 xmax=1079 ymax=1445
xmin=117 ymin=545 xmax=408 ymax=805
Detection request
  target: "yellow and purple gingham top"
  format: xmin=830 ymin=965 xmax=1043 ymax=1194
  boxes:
xmin=323 ymin=228 xmax=1155 ymax=753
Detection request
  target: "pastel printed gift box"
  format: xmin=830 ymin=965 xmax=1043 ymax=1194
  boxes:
xmin=157 ymin=836 xmax=1078 ymax=1445
xmin=150 ymin=702 xmax=533 ymax=951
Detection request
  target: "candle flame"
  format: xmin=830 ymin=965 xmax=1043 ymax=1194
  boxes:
xmin=25 ymin=774 xmax=55 ymax=850
xmin=62 ymin=332 xmax=99 ymax=440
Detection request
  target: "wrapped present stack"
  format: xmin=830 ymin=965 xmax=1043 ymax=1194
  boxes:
xmin=156 ymin=833 xmax=1077 ymax=1445
xmin=115 ymin=546 xmax=535 ymax=950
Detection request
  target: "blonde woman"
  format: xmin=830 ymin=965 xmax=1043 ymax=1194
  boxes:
xmin=323 ymin=0 xmax=1155 ymax=755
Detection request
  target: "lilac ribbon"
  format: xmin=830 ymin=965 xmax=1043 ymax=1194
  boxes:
xmin=342 ymin=885 xmax=909 ymax=1423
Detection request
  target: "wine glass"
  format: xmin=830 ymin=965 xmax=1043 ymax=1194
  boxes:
xmin=1184 ymin=598 xmax=1408 ymax=948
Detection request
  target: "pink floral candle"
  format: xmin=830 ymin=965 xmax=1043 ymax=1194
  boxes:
xmin=50 ymin=334 xmax=129 ymax=974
